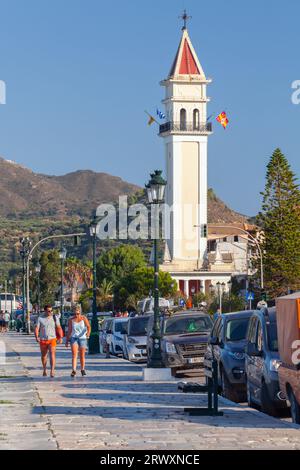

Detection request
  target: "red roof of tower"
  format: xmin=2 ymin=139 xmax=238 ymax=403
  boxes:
xmin=168 ymin=29 xmax=205 ymax=79
xmin=179 ymin=39 xmax=200 ymax=75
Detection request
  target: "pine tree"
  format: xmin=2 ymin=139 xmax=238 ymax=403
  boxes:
xmin=258 ymin=148 xmax=300 ymax=297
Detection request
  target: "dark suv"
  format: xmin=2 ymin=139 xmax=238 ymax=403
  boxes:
xmin=146 ymin=310 xmax=213 ymax=374
xmin=245 ymin=307 xmax=287 ymax=416
xmin=205 ymin=311 xmax=254 ymax=402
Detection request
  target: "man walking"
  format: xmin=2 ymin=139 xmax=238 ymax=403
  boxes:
xmin=35 ymin=305 xmax=62 ymax=377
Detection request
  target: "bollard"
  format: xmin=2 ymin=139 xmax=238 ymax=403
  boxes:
xmin=184 ymin=357 xmax=224 ymax=416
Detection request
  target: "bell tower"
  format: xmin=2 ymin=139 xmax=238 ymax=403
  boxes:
xmin=159 ymin=19 xmax=212 ymax=272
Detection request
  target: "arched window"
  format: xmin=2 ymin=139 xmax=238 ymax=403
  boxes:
xmin=193 ymin=109 xmax=200 ymax=130
xmin=180 ymin=108 xmax=187 ymax=130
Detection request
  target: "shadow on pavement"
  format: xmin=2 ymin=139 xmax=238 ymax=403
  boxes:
xmin=31 ymin=404 xmax=294 ymax=428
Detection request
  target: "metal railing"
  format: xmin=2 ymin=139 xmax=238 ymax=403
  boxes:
xmin=159 ymin=121 xmax=212 ymax=134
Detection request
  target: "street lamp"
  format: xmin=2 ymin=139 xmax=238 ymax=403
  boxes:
xmin=146 ymin=170 xmax=166 ymax=368
xmin=35 ymin=262 xmax=41 ymax=314
xmin=19 ymin=237 xmax=31 ymax=333
xmin=191 ymin=286 xmax=195 ymax=307
xmin=8 ymin=280 xmax=13 ymax=316
xmin=216 ymin=282 xmax=226 ymax=313
xmin=59 ymin=247 xmax=67 ymax=319
xmin=88 ymin=216 xmax=100 ymax=354
xmin=227 ymin=279 xmax=232 ymax=312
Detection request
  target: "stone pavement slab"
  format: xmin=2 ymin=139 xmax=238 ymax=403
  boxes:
xmin=1 ymin=332 xmax=300 ymax=450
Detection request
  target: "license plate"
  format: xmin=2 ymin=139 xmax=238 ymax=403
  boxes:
xmin=187 ymin=357 xmax=203 ymax=364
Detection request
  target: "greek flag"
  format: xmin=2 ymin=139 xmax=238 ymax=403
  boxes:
xmin=156 ymin=108 xmax=166 ymax=120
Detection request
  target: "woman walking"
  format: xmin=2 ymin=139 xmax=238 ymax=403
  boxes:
xmin=66 ymin=305 xmax=91 ymax=377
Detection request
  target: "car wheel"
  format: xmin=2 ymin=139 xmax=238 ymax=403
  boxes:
xmin=260 ymin=381 xmax=280 ymax=417
xmin=221 ymin=369 xmax=240 ymax=403
xmin=288 ymin=388 xmax=300 ymax=424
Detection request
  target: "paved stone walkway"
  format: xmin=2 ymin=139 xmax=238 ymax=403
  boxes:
xmin=0 ymin=332 xmax=300 ymax=450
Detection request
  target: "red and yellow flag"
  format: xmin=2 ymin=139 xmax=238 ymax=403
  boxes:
xmin=216 ymin=111 xmax=229 ymax=129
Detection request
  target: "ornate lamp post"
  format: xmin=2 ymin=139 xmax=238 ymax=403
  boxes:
xmin=191 ymin=286 xmax=196 ymax=307
xmin=19 ymin=237 xmax=31 ymax=332
xmin=216 ymin=282 xmax=226 ymax=313
xmin=59 ymin=246 xmax=67 ymax=318
xmin=88 ymin=216 xmax=100 ymax=354
xmin=146 ymin=170 xmax=166 ymax=368
xmin=227 ymin=279 xmax=232 ymax=312
xmin=35 ymin=262 xmax=41 ymax=314
xmin=8 ymin=279 xmax=13 ymax=316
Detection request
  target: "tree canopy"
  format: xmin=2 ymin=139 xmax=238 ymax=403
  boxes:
xmin=258 ymin=148 xmax=300 ymax=296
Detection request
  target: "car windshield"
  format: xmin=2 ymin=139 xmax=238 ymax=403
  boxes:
xmin=128 ymin=317 xmax=150 ymax=336
xmin=267 ymin=321 xmax=278 ymax=351
xmin=164 ymin=315 xmax=212 ymax=336
xmin=225 ymin=318 xmax=250 ymax=341
xmin=115 ymin=321 xmax=127 ymax=333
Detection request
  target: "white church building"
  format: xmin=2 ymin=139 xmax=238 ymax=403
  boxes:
xmin=158 ymin=20 xmax=256 ymax=298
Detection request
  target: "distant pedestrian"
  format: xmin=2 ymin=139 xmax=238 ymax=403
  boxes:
xmin=66 ymin=305 xmax=91 ymax=377
xmin=3 ymin=311 xmax=10 ymax=332
xmin=34 ymin=305 xmax=63 ymax=377
xmin=0 ymin=310 xmax=4 ymax=333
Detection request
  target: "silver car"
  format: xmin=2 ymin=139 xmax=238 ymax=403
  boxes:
xmin=123 ymin=315 xmax=151 ymax=362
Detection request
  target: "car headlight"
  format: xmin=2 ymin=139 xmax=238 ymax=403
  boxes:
xmin=165 ymin=342 xmax=177 ymax=354
xmin=228 ymin=352 xmax=245 ymax=360
xmin=270 ymin=359 xmax=281 ymax=372
xmin=128 ymin=337 xmax=138 ymax=344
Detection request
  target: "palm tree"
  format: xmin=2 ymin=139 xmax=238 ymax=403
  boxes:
xmin=96 ymin=279 xmax=114 ymax=309
xmin=64 ymin=258 xmax=85 ymax=304
xmin=81 ymin=261 xmax=93 ymax=289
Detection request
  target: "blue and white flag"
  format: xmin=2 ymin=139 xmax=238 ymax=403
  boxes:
xmin=156 ymin=108 xmax=166 ymax=120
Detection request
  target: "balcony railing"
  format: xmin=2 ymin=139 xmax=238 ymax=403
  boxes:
xmin=159 ymin=121 xmax=212 ymax=135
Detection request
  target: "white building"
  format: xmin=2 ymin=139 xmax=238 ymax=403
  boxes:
xmin=159 ymin=21 xmax=256 ymax=297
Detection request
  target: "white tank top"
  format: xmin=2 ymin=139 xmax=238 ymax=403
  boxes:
xmin=71 ymin=318 xmax=87 ymax=339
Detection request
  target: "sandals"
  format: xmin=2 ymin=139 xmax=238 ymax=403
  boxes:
xmin=81 ymin=370 xmax=86 ymax=376
xmin=71 ymin=370 xmax=76 ymax=377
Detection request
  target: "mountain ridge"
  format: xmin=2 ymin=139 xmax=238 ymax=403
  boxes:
xmin=0 ymin=157 xmax=248 ymax=223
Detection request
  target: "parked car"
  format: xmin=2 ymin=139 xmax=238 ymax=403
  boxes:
xmin=245 ymin=307 xmax=287 ymax=416
xmin=146 ymin=310 xmax=213 ymax=374
xmin=123 ymin=315 xmax=151 ymax=362
xmin=99 ymin=317 xmax=114 ymax=354
xmin=109 ymin=317 xmax=128 ymax=356
xmin=205 ymin=310 xmax=253 ymax=402
xmin=276 ymin=293 xmax=300 ymax=424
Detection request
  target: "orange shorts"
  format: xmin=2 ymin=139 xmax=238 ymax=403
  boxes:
xmin=40 ymin=339 xmax=57 ymax=350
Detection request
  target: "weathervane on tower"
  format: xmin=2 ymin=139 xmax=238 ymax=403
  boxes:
xmin=179 ymin=9 xmax=191 ymax=30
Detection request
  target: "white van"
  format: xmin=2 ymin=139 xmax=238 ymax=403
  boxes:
xmin=137 ymin=297 xmax=170 ymax=315
xmin=109 ymin=317 xmax=128 ymax=356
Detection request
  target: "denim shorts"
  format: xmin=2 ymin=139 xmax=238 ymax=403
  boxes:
xmin=70 ymin=337 xmax=88 ymax=349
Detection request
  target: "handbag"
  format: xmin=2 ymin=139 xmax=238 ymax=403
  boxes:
xmin=53 ymin=315 xmax=64 ymax=340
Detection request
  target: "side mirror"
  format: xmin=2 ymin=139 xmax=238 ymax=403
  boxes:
xmin=246 ymin=343 xmax=263 ymax=357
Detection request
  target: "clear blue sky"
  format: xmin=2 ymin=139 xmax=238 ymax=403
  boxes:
xmin=0 ymin=0 xmax=299 ymax=216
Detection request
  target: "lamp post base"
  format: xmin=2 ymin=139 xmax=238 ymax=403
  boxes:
xmin=143 ymin=367 xmax=173 ymax=382
xmin=88 ymin=333 xmax=100 ymax=355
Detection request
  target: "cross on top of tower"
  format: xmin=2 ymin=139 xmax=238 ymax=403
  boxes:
xmin=179 ymin=9 xmax=191 ymax=30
